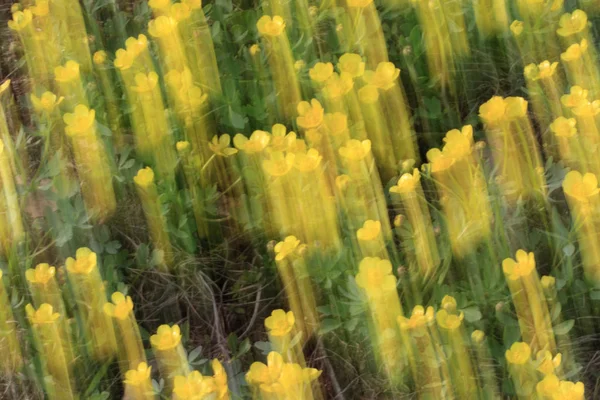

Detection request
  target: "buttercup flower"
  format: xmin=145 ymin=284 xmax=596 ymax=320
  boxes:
xmin=125 ymin=34 xmax=149 ymax=57
xmin=131 ymin=72 xmax=159 ymax=93
xmin=436 ymin=309 xmax=464 ymax=330
xmin=151 ymin=324 xmax=182 ymax=351
xmin=550 ymin=117 xmax=577 ymax=138
xmin=506 ymin=342 xmax=532 ymax=365
xmin=398 ymin=305 xmax=434 ymax=330
xmin=338 ymin=53 xmax=365 ymax=78
xmin=209 ymin=135 xmax=238 ymax=157
xmin=93 ymin=51 xmax=107 ymax=65
xmin=355 ymin=257 xmax=396 ymax=294
xmin=296 ymin=99 xmax=324 ymax=129
xmin=65 ymin=247 xmax=97 ymax=275
xmin=269 ymin=124 xmax=296 ymax=152
xmin=503 ymin=250 xmax=536 ymax=280
xmin=134 ymin=167 xmax=155 ymax=188
xmin=124 ymin=362 xmax=152 ymax=386
xmin=54 ymin=60 xmax=80 ymax=83
xmin=30 ymin=0 xmax=49 ymax=16
xmin=25 ymin=263 xmax=56 ymax=285
xmin=263 ymin=152 xmax=295 ymax=176
xmin=173 ymin=371 xmax=216 ymax=399
xmin=561 ymin=86 xmax=589 ymax=108
xmin=183 ymin=0 xmax=202 ymax=9
xmin=425 ymin=149 xmax=455 ymax=173
xmin=479 ymin=96 xmax=506 ymax=124
xmin=356 ymin=220 xmax=381 ymax=241
xmin=563 ymin=171 xmax=600 ymax=202
xmin=212 ymin=359 xmax=229 ymax=400
xmin=26 ymin=303 xmax=60 ymax=325
xmin=363 ymin=62 xmax=400 ymax=90
xmin=504 ymin=96 xmax=528 ymax=119
xmin=541 ymin=275 xmax=556 ymax=290
xmin=442 ymin=125 xmax=473 ymax=159
xmin=357 ymin=85 xmax=379 ymax=104
xmin=556 ymin=380 xmax=585 ymax=399
xmin=256 ymin=15 xmax=286 ymax=37
xmin=249 ymin=44 xmax=260 ymax=56
xmin=114 ymin=49 xmax=135 ymax=70
xmin=441 ymin=295 xmax=458 ymax=313
xmin=246 ymin=352 xmax=284 ymax=388
xmin=274 ymin=236 xmax=300 ymax=261
xmin=525 ymin=61 xmax=559 ymax=81
xmin=536 ymin=351 xmax=562 ymax=375
xmin=309 ymin=62 xmax=334 ymax=83
xmin=234 ymin=131 xmax=271 ymax=154
xmin=293 ymin=148 xmax=322 ymax=172
xmin=265 ymin=309 xmax=295 ymax=336
xmin=148 ymin=16 xmax=178 ymax=38
xmin=323 ymin=73 xmax=354 ymax=99
xmin=148 ymin=0 xmax=171 ymax=11
xmin=31 ymin=92 xmax=64 ymax=113
xmin=390 ymin=169 xmax=420 ymax=194
xmin=103 ymin=292 xmax=134 ymax=321
xmin=572 ymin=100 xmax=600 ymax=117
xmin=339 ymin=139 xmax=371 ymax=161
xmin=64 ymin=105 xmax=96 ymax=136
xmin=324 ymin=113 xmax=348 ymax=135
xmin=557 ymin=10 xmax=588 ymax=37
xmin=170 ymin=3 xmax=191 ymax=21
xmin=561 ymin=40 xmax=588 ymax=62
xmin=8 ymin=9 xmax=32 ymax=31
xmin=510 ymin=20 xmax=524 ymax=36
xmin=471 ymin=330 xmax=486 ymax=343
xmin=537 ymin=374 xmax=560 ymax=398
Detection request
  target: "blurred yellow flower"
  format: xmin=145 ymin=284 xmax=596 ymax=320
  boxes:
xmin=510 ymin=20 xmax=524 ymax=36
xmin=26 ymin=303 xmax=60 ymax=325
xmin=124 ymin=362 xmax=152 ymax=386
xmin=149 ymin=0 xmax=171 ymax=11
xmin=93 ymin=50 xmax=107 ymax=65
xmin=536 ymin=350 xmax=562 ymax=375
xmin=114 ymin=49 xmax=135 ymax=70
xmin=561 ymin=86 xmax=589 ymax=108
xmin=356 ymin=220 xmax=381 ymax=241
xmin=441 ymin=295 xmax=458 ymax=313
xmin=357 ymin=85 xmax=379 ymax=104
xmin=338 ymin=53 xmax=365 ymax=78
xmin=541 ymin=275 xmax=556 ymax=289
xmin=435 ymin=309 xmax=464 ymax=330
xmin=525 ymin=61 xmax=559 ymax=81
xmin=263 ymin=152 xmax=295 ymax=176
xmin=212 ymin=359 xmax=229 ymax=400
xmin=561 ymin=40 xmax=588 ymax=62
xmin=54 ymin=60 xmax=80 ymax=83
xmin=537 ymin=374 xmax=560 ymax=398
xmin=131 ymin=72 xmax=159 ymax=93
xmin=257 ymin=15 xmax=286 ymax=37
xmin=398 ymin=305 xmax=434 ymax=330
xmin=246 ymin=351 xmax=284 ymax=387
xmin=103 ymin=292 xmax=134 ymax=321
xmin=309 ymin=62 xmax=334 ymax=83
xmin=363 ymin=62 xmax=400 ymax=90
xmin=265 ymin=309 xmax=295 ymax=336
xmin=209 ymin=135 xmax=238 ymax=157
xmin=183 ymin=0 xmax=202 ymax=9
xmin=31 ymin=92 xmax=63 ymax=113
xmin=8 ymin=9 xmax=32 ymax=31
xmin=505 ymin=342 xmax=532 ymax=365
xmin=134 ymin=167 xmax=155 ymax=188
xmin=324 ymin=113 xmax=348 ymax=135
xmin=572 ymin=100 xmax=600 ymax=117
xmin=425 ymin=149 xmax=455 ymax=173
xmin=471 ymin=330 xmax=486 ymax=343
xmin=249 ymin=44 xmax=260 ymax=56
xmin=296 ymin=99 xmax=324 ymax=129
xmin=173 ymin=371 xmax=216 ymax=399
xmin=293 ymin=148 xmax=322 ymax=172
xmin=151 ymin=324 xmax=182 ymax=351
xmin=557 ymin=10 xmax=588 ymax=37
xmin=64 ymin=104 xmax=96 ymax=136
xmin=31 ymin=0 xmax=49 ymax=16
xmin=269 ymin=124 xmax=296 ymax=152
xmin=563 ymin=170 xmax=600 ymax=202
xmin=25 ymin=263 xmax=56 ymax=285
xmin=323 ymin=72 xmax=354 ymax=99
xmin=442 ymin=125 xmax=473 ymax=159
xmin=125 ymin=34 xmax=149 ymax=57
xmin=176 ymin=141 xmax=191 ymax=153
xmin=274 ymin=236 xmax=300 ymax=261
xmin=504 ymin=96 xmax=528 ymax=119
xmin=479 ymin=96 xmax=506 ymax=124
xmin=234 ymin=131 xmax=271 ymax=154
xmin=355 ymin=257 xmax=396 ymax=294
xmin=556 ymin=380 xmax=585 ymax=399
xmin=346 ymin=0 xmax=373 ymax=7
xmin=170 ymin=3 xmax=191 ymax=22
xmin=65 ymin=247 xmax=97 ymax=275
xmin=550 ymin=117 xmax=577 ymax=138
xmin=503 ymin=250 xmax=536 ymax=280
xmin=339 ymin=139 xmax=371 ymax=161
xmin=390 ymin=168 xmax=420 ymax=194
xmin=148 ymin=16 xmax=178 ymax=38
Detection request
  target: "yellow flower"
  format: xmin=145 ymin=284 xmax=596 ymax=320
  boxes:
xmin=525 ymin=61 xmax=559 ymax=81
xmin=563 ymin=170 xmax=600 ymax=202
xmin=356 ymin=220 xmax=381 ymax=241
xmin=148 ymin=0 xmax=171 ymax=12
xmin=125 ymin=34 xmax=149 ymax=58
xmin=561 ymin=40 xmax=588 ymax=62
xmin=209 ymin=135 xmax=238 ymax=157
xmin=249 ymin=44 xmax=260 ymax=56
xmin=114 ymin=49 xmax=135 ymax=70
xmin=572 ymin=100 xmax=600 ymax=117
xmin=31 ymin=92 xmax=64 ymax=113
xmin=471 ymin=330 xmax=486 ymax=343
xmin=293 ymin=148 xmax=322 ymax=172
xmin=246 ymin=352 xmax=284 ymax=388
xmin=170 ymin=3 xmax=191 ymax=22
xmin=479 ymin=96 xmax=506 ymax=125
xmin=357 ymin=85 xmax=379 ymax=104
xmin=442 ymin=125 xmax=473 ymax=159
xmin=537 ymin=374 xmax=560 ymax=398
xmin=183 ymin=0 xmax=202 ymax=10
xmin=93 ymin=51 xmax=107 ymax=65
xmin=339 ymin=139 xmax=371 ymax=161
xmin=256 ymin=15 xmax=286 ymax=37
xmin=390 ymin=168 xmax=420 ymax=194
xmin=510 ymin=20 xmax=524 ymax=36
xmin=441 ymin=295 xmax=458 ymax=313
xmin=274 ymin=236 xmax=300 ymax=261
xmin=338 ymin=53 xmax=365 ymax=78
xmin=0 ymin=80 xmax=10 ymax=95
xmin=536 ymin=351 xmax=562 ymax=375
xmin=323 ymin=72 xmax=354 ymax=99
xmin=177 ymin=141 xmax=190 ymax=153
xmin=124 ymin=362 xmax=152 ymax=387
xmin=346 ymin=0 xmax=373 ymax=7
xmin=131 ymin=72 xmax=159 ymax=93
xmin=26 ymin=303 xmax=60 ymax=325
xmin=31 ymin=0 xmax=49 ymax=16
xmin=541 ymin=275 xmax=556 ymax=290
xmin=212 ymin=359 xmax=229 ymax=400
xmin=103 ymin=292 xmax=134 ymax=321
xmin=296 ymin=99 xmax=324 ymax=130
xmin=274 ymin=363 xmax=321 ymax=393
xmin=289 ymin=139 xmax=307 ymax=154
xmin=435 ymin=309 xmax=464 ymax=330
xmin=263 ymin=152 xmax=295 ymax=176
xmin=503 ymin=250 xmax=536 ymax=280
xmin=324 ymin=113 xmax=348 ymax=136
xmin=269 ymin=124 xmax=296 ymax=152
xmin=309 ymin=62 xmax=334 ymax=83
xmin=355 ymin=257 xmax=396 ymax=294
xmin=363 ymin=62 xmax=400 ymax=90
xmin=65 ymin=247 xmax=98 ymax=275
xmin=550 ymin=117 xmax=577 ymax=138
xmin=233 ymin=131 xmax=271 ymax=154
xmin=398 ymin=305 xmax=434 ymax=330
xmin=561 ymin=86 xmax=589 ymax=108
xmin=64 ymin=104 xmax=96 ymax=136
xmin=134 ymin=167 xmax=155 ymax=188
xmin=425 ymin=149 xmax=456 ymax=173
xmin=148 ymin=16 xmax=178 ymax=38
xmin=151 ymin=324 xmax=182 ymax=351
xmin=25 ymin=263 xmax=56 ymax=285
xmin=505 ymin=96 xmax=528 ymax=119
xmin=265 ymin=309 xmax=295 ymax=336
xmin=173 ymin=371 xmax=216 ymax=399
xmin=54 ymin=60 xmax=80 ymax=83
xmin=8 ymin=9 xmax=32 ymax=31
xmin=557 ymin=10 xmax=588 ymax=37
xmin=506 ymin=342 xmax=532 ymax=365
xmin=556 ymin=380 xmax=585 ymax=400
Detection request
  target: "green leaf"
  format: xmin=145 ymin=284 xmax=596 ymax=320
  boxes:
xmin=462 ymin=307 xmax=482 ymax=322
xmin=553 ymin=319 xmax=574 ymax=336
xmin=236 ymin=338 xmax=251 ymax=357
xmin=254 ymin=341 xmax=272 ymax=355
xmin=590 ymin=290 xmax=600 ymax=301
xmin=562 ymin=244 xmax=575 ymax=257
xmin=319 ymin=319 xmax=342 ymax=335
